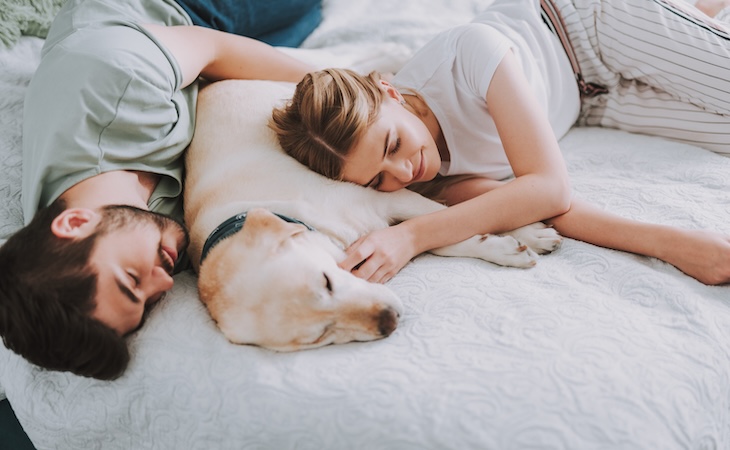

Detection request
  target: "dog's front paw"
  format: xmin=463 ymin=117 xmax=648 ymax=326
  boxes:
xmin=474 ymin=234 xmax=539 ymax=268
xmin=504 ymin=222 xmax=562 ymax=255
xmin=429 ymin=233 xmax=539 ymax=268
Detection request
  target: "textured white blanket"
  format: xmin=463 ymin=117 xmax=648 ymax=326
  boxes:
xmin=1 ymin=0 xmax=730 ymax=448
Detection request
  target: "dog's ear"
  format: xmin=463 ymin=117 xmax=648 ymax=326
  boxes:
xmin=241 ymin=208 xmax=308 ymax=248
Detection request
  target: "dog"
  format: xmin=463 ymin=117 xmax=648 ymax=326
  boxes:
xmin=184 ymin=80 xmax=561 ymax=351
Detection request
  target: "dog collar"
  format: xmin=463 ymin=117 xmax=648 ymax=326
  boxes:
xmin=200 ymin=211 xmax=314 ymax=264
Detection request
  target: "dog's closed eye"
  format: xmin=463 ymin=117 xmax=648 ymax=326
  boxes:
xmin=323 ymin=273 xmax=333 ymax=294
xmin=310 ymin=324 xmax=333 ymax=345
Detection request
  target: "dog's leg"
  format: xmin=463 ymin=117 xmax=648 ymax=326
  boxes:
xmin=503 ymin=222 xmax=562 ymax=255
xmin=430 ymin=234 xmax=539 ymax=268
xmin=377 ymin=188 xmax=561 ymax=268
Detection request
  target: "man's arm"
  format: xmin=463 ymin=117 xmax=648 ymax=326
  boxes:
xmin=143 ymin=24 xmax=314 ymax=87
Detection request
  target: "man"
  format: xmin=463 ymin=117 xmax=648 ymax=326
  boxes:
xmin=0 ymin=0 xmax=316 ymax=379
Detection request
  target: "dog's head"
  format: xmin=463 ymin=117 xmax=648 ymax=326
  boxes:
xmin=197 ymin=208 xmax=403 ymax=351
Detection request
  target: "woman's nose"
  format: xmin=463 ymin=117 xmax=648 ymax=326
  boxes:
xmin=386 ymin=159 xmax=412 ymax=183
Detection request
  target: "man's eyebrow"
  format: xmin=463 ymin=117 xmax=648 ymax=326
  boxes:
xmin=115 ymin=277 xmax=141 ymax=304
xmin=365 ymin=131 xmax=391 ymax=187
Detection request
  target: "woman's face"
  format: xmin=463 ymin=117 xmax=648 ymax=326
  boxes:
xmin=341 ymin=88 xmax=441 ymax=192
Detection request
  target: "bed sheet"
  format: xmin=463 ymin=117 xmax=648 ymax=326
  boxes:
xmin=2 ymin=0 xmax=730 ymax=449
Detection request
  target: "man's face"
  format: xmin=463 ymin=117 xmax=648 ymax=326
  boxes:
xmin=89 ymin=206 xmax=189 ymax=335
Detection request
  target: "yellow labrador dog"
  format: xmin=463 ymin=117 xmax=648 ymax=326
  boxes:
xmin=184 ymin=80 xmax=560 ymax=351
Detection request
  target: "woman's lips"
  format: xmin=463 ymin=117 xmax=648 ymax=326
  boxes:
xmin=412 ymin=150 xmax=425 ymax=182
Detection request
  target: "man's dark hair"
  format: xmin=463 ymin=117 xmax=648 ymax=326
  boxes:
xmin=0 ymin=200 xmax=129 ymax=380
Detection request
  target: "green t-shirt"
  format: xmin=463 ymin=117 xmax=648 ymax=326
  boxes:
xmin=22 ymin=0 xmax=194 ymax=224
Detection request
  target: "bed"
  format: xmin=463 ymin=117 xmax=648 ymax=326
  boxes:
xmin=2 ymin=0 xmax=730 ymax=448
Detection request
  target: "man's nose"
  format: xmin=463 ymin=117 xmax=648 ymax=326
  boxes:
xmin=150 ymin=266 xmax=174 ymax=293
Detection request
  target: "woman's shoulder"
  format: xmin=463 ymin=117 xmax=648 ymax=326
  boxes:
xmin=451 ymin=22 xmax=511 ymax=55
xmin=428 ymin=22 xmax=509 ymax=53
xmin=394 ymin=21 xmax=513 ymax=118
xmin=396 ymin=22 xmax=508 ymax=83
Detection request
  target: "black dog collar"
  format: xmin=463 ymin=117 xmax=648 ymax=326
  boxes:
xmin=200 ymin=211 xmax=314 ymax=264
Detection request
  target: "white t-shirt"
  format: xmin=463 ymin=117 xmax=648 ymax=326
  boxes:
xmin=392 ymin=0 xmax=580 ymax=180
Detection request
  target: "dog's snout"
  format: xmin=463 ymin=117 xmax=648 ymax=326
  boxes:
xmin=377 ymin=306 xmax=400 ymax=336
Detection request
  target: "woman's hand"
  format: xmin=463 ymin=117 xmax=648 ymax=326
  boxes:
xmin=659 ymin=229 xmax=730 ymax=285
xmin=547 ymin=198 xmax=730 ymax=286
xmin=339 ymin=224 xmax=418 ymax=283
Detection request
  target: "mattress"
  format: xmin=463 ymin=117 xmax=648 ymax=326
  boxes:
xmin=1 ymin=0 xmax=729 ymax=448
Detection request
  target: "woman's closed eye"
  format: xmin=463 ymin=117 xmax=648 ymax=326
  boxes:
xmin=367 ymin=137 xmax=401 ymax=190
xmin=389 ymin=137 xmax=401 ymax=155
xmin=368 ymin=174 xmax=383 ymax=190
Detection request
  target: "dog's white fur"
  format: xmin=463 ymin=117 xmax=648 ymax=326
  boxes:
xmin=184 ymin=80 xmax=561 ymax=351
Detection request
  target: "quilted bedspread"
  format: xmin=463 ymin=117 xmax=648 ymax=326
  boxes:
xmin=1 ymin=0 xmax=730 ymax=449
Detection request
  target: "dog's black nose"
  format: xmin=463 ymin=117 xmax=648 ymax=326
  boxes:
xmin=377 ymin=306 xmax=400 ymax=336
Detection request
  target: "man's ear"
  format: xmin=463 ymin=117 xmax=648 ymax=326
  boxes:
xmin=51 ymin=208 xmax=100 ymax=239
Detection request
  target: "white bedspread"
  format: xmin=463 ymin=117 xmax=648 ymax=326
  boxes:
xmin=2 ymin=0 xmax=730 ymax=448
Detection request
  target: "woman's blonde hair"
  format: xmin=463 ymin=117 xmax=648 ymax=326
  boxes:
xmin=270 ymin=68 xmax=385 ymax=180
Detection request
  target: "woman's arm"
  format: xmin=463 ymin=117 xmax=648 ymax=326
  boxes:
xmin=340 ymin=51 xmax=572 ymax=282
xmin=409 ymin=175 xmax=506 ymax=205
xmin=547 ymin=199 xmax=730 ymax=285
xmin=143 ymin=24 xmax=314 ymax=87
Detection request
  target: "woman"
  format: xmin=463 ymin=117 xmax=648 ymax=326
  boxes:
xmin=271 ymin=0 xmax=730 ymax=285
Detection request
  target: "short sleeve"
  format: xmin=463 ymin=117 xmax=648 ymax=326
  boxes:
xmin=454 ymin=23 xmax=512 ymax=101
xmin=22 ymin=23 xmax=193 ymax=221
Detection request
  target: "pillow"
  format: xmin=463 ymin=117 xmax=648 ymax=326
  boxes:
xmin=0 ymin=0 xmax=65 ymax=48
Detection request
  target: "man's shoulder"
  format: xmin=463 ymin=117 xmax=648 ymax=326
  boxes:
xmin=44 ymin=0 xmax=191 ymax=46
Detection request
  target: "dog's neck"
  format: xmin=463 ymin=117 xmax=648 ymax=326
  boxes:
xmin=200 ymin=211 xmax=315 ymax=264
